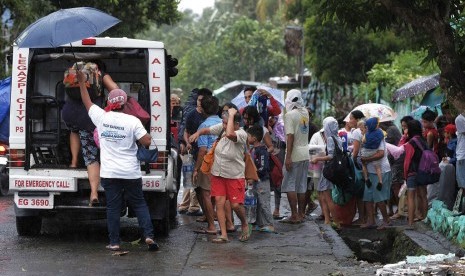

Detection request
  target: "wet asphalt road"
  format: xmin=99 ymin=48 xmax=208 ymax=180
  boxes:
xmin=0 ymin=193 xmax=371 ymax=276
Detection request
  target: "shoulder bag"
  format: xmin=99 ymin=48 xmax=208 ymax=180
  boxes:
xmin=137 ymin=139 xmax=158 ymax=163
xmin=200 ymin=130 xmax=224 ymax=174
xmin=244 ymin=150 xmax=259 ymax=181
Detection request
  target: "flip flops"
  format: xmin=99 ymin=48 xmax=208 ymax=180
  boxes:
xmin=212 ymin=236 xmax=230 ymax=244
xmin=106 ymin=244 xmax=121 ymax=251
xmin=145 ymin=238 xmax=160 ymax=251
xmin=195 ymin=217 xmax=207 ymax=223
xmin=390 ymin=213 xmax=403 ymax=220
xmin=279 ymin=217 xmax=301 ymax=224
xmin=193 ymin=228 xmax=217 ymax=235
xmin=259 ymin=226 xmax=276 ymax=233
xmin=239 ymin=224 xmax=252 ymax=242
xmin=305 ymin=203 xmax=318 ymax=215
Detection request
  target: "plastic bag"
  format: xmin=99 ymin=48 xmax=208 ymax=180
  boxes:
xmin=181 ymin=152 xmax=194 ymax=188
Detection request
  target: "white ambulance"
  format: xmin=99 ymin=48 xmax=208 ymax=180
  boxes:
xmin=8 ymin=37 xmax=180 ymax=236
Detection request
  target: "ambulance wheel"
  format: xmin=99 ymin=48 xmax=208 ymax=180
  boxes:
xmin=152 ymin=196 xmax=170 ymax=237
xmin=0 ymin=165 xmax=8 ymax=196
xmin=16 ymin=216 xmax=42 ymax=236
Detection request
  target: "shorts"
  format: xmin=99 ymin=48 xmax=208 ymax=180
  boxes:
xmin=457 ymin=159 xmax=465 ymax=189
xmin=210 ymin=175 xmax=245 ymax=204
xmin=79 ymin=130 xmax=99 ymax=166
xmin=195 ymin=171 xmax=211 ymax=191
xmin=406 ymin=174 xmax=429 ymax=190
xmin=281 ymin=160 xmax=309 ymax=194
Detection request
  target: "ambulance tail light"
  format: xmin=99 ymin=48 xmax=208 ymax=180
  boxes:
xmin=9 ymin=149 xmax=25 ymax=168
xmin=82 ymin=38 xmax=96 ymax=45
xmin=149 ymin=151 xmax=168 ymax=170
xmin=0 ymin=143 xmax=7 ymax=156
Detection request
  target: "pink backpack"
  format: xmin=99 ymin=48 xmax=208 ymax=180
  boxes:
xmin=411 ymin=138 xmax=441 ymax=185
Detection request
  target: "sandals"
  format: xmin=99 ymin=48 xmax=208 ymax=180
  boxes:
xmin=145 ymin=237 xmax=160 ymax=251
xmin=239 ymin=224 xmax=252 ymax=242
xmin=279 ymin=217 xmax=301 ymax=224
xmin=89 ymin=198 xmax=100 ymax=207
xmin=106 ymin=244 xmax=121 ymax=251
xmin=212 ymin=236 xmax=229 ymax=244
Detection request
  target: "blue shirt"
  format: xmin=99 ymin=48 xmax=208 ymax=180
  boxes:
xmin=198 ymin=115 xmax=222 ymax=150
xmin=250 ymin=145 xmax=270 ymax=181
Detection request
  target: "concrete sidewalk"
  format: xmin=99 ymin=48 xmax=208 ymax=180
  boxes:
xmin=178 ymin=191 xmax=373 ymax=276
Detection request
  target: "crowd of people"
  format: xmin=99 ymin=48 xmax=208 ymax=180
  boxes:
xmin=175 ymin=86 xmax=465 ymax=243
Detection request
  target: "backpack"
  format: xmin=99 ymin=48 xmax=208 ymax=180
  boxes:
xmin=322 ymin=136 xmax=355 ymax=190
xmin=269 ymin=154 xmax=283 ymax=188
xmin=411 ymin=138 xmax=441 ymax=185
xmin=63 ymin=61 xmax=103 ymax=101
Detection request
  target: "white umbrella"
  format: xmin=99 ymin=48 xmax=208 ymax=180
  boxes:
xmin=344 ymin=103 xmax=397 ymax=122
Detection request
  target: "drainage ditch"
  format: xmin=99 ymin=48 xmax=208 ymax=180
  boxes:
xmin=338 ymin=227 xmax=429 ymax=264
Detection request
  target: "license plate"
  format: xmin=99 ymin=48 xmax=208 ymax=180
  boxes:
xmin=14 ymin=193 xmax=54 ymax=209
xmin=142 ymin=176 xmax=165 ymax=191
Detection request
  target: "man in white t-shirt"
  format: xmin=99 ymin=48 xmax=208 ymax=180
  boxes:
xmin=77 ymin=70 xmax=158 ymax=252
xmin=280 ymin=89 xmax=310 ymax=224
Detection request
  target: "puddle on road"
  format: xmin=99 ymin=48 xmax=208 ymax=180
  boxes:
xmin=338 ymin=227 xmax=428 ymax=264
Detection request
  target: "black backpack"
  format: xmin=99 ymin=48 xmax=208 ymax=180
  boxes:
xmin=322 ymin=136 xmax=355 ymax=190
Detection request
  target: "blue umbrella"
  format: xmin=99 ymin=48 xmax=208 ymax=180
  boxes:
xmin=15 ymin=7 xmax=121 ymax=48
xmin=410 ymin=105 xmax=442 ymax=120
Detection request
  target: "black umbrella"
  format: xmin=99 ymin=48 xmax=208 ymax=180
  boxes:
xmin=15 ymin=7 xmax=120 ymax=48
xmin=392 ymin=73 xmax=440 ymax=102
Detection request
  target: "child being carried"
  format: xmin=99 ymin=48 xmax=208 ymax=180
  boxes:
xmin=360 ymin=117 xmax=385 ymax=191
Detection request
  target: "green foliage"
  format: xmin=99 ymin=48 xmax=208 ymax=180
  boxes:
xmin=303 ymin=14 xmax=409 ymax=85
xmin=140 ymin=9 xmax=295 ymax=99
xmin=360 ymin=50 xmax=439 ymax=100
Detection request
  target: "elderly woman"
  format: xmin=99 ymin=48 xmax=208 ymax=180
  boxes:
xmin=310 ymin=117 xmax=340 ymax=224
xmin=189 ymin=108 xmax=250 ymax=243
xmin=359 ymin=119 xmax=392 ymax=230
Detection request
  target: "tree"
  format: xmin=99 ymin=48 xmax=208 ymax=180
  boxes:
xmin=140 ymin=8 xmax=296 ymax=96
xmin=360 ymin=50 xmax=439 ymax=101
xmin=310 ymin=0 xmax=465 ymax=112
xmin=0 ymin=0 xmax=181 ymax=78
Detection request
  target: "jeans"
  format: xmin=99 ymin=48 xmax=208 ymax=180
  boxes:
xmin=101 ymin=178 xmax=154 ymax=245
xmin=254 ymin=179 xmax=274 ymax=227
